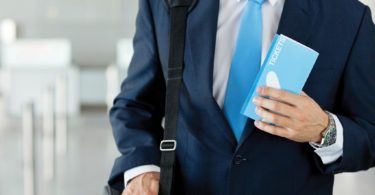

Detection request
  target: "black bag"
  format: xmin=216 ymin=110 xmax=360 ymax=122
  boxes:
xmin=103 ymin=185 xmax=121 ymax=195
xmin=104 ymin=0 xmax=197 ymax=194
xmin=159 ymin=0 xmax=197 ymax=195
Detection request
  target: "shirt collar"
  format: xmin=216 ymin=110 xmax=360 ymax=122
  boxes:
xmin=236 ymin=0 xmax=280 ymax=6
xmin=268 ymin=0 xmax=279 ymax=6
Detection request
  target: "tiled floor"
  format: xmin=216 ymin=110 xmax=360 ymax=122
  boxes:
xmin=0 ymin=110 xmax=119 ymax=195
xmin=0 ymin=106 xmax=374 ymax=195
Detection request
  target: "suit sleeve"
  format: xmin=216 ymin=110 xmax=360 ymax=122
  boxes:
xmin=108 ymin=0 xmax=165 ymax=190
xmin=315 ymin=7 xmax=375 ymax=174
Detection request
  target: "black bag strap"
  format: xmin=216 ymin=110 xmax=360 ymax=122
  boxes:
xmin=103 ymin=185 xmax=120 ymax=195
xmin=159 ymin=0 xmax=197 ymax=195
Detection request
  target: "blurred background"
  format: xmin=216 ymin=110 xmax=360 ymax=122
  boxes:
xmin=0 ymin=0 xmax=374 ymax=195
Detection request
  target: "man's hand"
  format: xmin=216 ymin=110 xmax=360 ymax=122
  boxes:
xmin=252 ymin=86 xmax=329 ymax=143
xmin=122 ymin=172 xmax=160 ymax=195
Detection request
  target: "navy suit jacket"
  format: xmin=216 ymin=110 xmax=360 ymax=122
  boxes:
xmin=109 ymin=0 xmax=375 ymax=194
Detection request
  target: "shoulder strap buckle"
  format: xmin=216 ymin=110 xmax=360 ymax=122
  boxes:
xmin=160 ymin=140 xmax=177 ymax=151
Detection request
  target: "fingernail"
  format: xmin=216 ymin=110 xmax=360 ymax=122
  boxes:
xmin=257 ymin=87 xmax=262 ymax=93
xmin=252 ymin=97 xmax=260 ymax=104
xmin=255 ymin=107 xmax=260 ymax=114
xmin=254 ymin=120 xmax=260 ymax=126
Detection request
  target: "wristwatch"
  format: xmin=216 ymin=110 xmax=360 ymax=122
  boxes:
xmin=311 ymin=112 xmax=337 ymax=148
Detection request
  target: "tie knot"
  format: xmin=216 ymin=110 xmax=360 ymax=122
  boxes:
xmin=249 ymin=0 xmax=265 ymax=5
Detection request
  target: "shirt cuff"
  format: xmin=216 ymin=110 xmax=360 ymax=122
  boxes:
xmin=309 ymin=114 xmax=344 ymax=165
xmin=123 ymin=165 xmax=160 ymax=188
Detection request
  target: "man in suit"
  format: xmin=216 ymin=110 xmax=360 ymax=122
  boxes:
xmin=108 ymin=0 xmax=375 ymax=194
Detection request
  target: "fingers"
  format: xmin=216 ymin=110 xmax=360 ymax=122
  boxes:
xmin=255 ymin=106 xmax=296 ymax=129
xmin=253 ymin=96 xmax=299 ymax=118
xmin=123 ymin=183 xmax=158 ymax=195
xmin=254 ymin=88 xmax=327 ymax=143
xmin=150 ymin=179 xmax=159 ymax=194
xmin=257 ymin=86 xmax=302 ymax=106
xmin=123 ymin=172 xmax=160 ymax=195
xmin=143 ymin=174 xmax=159 ymax=194
xmin=123 ymin=186 xmax=134 ymax=195
xmin=254 ymin=120 xmax=291 ymax=139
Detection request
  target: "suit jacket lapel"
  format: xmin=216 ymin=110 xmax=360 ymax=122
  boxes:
xmin=277 ymin=0 xmax=319 ymax=43
xmin=237 ymin=0 xmax=320 ymax=148
xmin=185 ymin=0 xmax=237 ymax=146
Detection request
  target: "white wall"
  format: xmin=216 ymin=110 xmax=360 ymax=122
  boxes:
xmin=80 ymin=69 xmax=107 ymax=106
xmin=0 ymin=0 xmax=139 ymax=67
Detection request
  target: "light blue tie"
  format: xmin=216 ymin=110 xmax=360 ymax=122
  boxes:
xmin=223 ymin=0 xmax=264 ymax=141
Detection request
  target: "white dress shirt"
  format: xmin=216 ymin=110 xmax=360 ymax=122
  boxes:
xmin=124 ymin=0 xmax=344 ymax=187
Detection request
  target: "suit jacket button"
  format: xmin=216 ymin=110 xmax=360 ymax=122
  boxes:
xmin=234 ymin=155 xmax=246 ymax=165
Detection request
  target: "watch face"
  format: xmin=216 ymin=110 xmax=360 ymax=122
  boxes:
xmin=322 ymin=114 xmax=337 ymax=147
